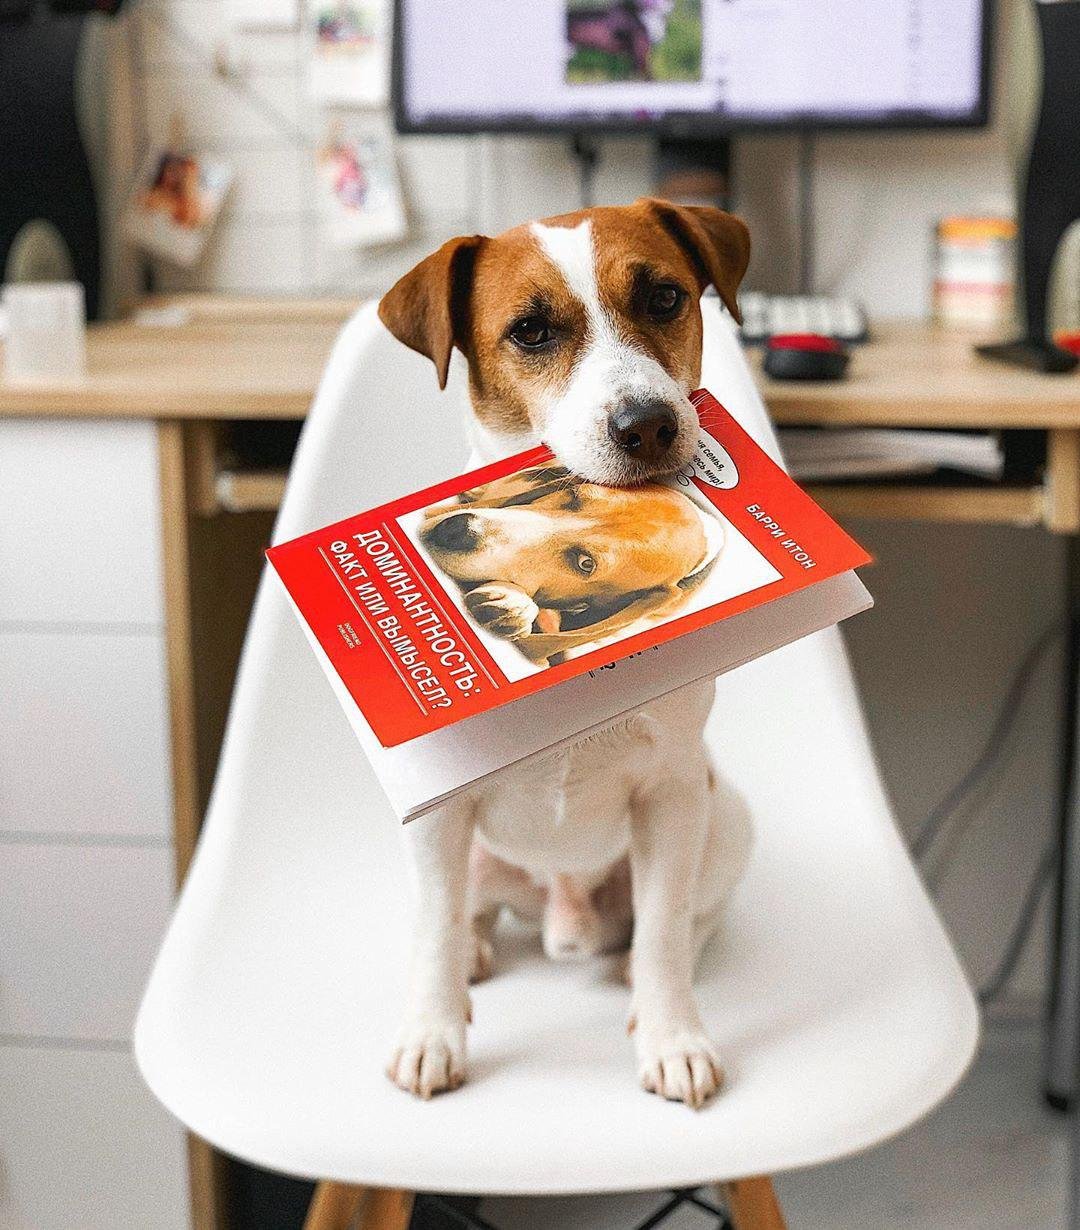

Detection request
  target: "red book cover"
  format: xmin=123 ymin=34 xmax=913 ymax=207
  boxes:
xmin=267 ymin=389 xmax=871 ymax=749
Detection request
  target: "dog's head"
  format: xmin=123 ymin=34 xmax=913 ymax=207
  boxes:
xmin=419 ymin=465 xmax=723 ymax=651
xmin=379 ymin=198 xmax=749 ymax=486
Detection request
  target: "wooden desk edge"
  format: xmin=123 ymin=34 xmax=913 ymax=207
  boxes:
xmin=1 ymin=315 xmax=1079 ymax=425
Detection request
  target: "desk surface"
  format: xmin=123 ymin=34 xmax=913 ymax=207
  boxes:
xmin=0 ymin=297 xmax=1077 ymax=425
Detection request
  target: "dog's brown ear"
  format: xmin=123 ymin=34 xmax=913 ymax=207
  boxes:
xmin=378 ymin=234 xmax=486 ymax=389
xmin=640 ymin=199 xmax=751 ymax=324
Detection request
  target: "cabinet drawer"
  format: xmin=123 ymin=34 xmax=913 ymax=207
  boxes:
xmin=0 ymin=844 xmax=173 ymax=1041
xmin=0 ymin=629 xmax=172 ymax=837
xmin=0 ymin=419 xmax=163 ymax=624
xmin=0 ymin=1045 xmax=188 ymax=1230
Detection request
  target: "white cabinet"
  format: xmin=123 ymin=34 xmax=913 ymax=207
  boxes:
xmin=0 ymin=418 xmax=163 ymax=624
xmin=0 ymin=629 xmax=172 ymax=837
xmin=0 ymin=843 xmax=174 ymax=1040
xmin=0 ymin=1048 xmax=188 ymax=1230
xmin=0 ymin=418 xmax=189 ymax=1229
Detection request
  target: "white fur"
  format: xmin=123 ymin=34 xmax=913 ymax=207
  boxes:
xmin=528 ymin=220 xmax=699 ymax=486
xmin=387 ymin=223 xmax=754 ymax=1109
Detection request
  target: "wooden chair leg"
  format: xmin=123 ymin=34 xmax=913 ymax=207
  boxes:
xmin=355 ymin=1188 xmax=415 ymax=1230
xmin=718 ymin=1176 xmax=787 ymax=1230
xmin=302 ymin=1181 xmax=367 ymax=1230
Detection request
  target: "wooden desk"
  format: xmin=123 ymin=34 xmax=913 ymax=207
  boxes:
xmin=2 ymin=302 xmax=1078 ymax=1230
xmin=7 ymin=311 xmax=1076 ymax=532
xmin=750 ymin=325 xmax=1080 ymax=533
xmin=753 ymin=323 xmax=1080 ymax=429
xmin=4 ymin=309 xmax=1075 ymax=425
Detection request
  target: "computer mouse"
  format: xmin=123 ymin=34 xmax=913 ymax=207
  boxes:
xmin=763 ymin=333 xmax=850 ymax=380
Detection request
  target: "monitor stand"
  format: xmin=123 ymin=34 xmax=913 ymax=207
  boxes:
xmin=654 ymin=136 xmax=733 ymax=212
xmin=568 ymin=135 xmax=733 ymax=216
xmin=655 ymin=134 xmax=824 ymax=297
xmin=978 ymin=338 xmax=1078 ymax=375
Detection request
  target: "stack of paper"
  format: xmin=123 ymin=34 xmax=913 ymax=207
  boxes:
xmin=779 ymin=429 xmax=1004 ymax=482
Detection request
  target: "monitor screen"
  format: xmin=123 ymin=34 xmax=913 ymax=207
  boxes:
xmin=394 ymin=0 xmax=991 ymax=135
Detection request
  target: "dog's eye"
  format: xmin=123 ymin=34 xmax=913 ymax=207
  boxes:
xmin=645 ymin=284 xmax=686 ymax=321
xmin=566 ymin=549 xmax=596 ymax=576
xmin=508 ymin=316 xmax=554 ymax=350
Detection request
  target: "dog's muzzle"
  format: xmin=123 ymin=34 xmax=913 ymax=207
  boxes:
xmin=422 ymin=511 xmax=480 ymax=553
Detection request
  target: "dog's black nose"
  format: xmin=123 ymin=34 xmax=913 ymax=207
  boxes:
xmin=424 ymin=511 xmax=479 ymax=553
xmin=607 ymin=399 xmax=679 ymax=463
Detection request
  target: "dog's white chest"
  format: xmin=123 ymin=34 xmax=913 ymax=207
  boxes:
xmin=472 ymin=684 xmax=715 ymax=877
xmin=474 ymin=717 xmax=659 ymax=876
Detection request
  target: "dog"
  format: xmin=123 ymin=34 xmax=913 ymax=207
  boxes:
xmin=419 ymin=465 xmax=724 ymax=665
xmin=377 ymin=197 xmax=753 ymax=1109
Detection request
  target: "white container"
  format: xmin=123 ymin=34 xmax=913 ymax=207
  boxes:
xmin=1 ymin=281 xmax=87 ymax=379
xmin=932 ymin=216 xmax=1016 ymax=329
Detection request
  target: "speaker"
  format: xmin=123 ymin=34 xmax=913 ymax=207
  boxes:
xmin=0 ymin=4 xmax=125 ymax=320
xmin=979 ymin=0 xmax=1080 ymax=373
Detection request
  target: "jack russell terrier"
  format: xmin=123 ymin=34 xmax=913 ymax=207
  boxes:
xmin=377 ymin=197 xmax=754 ymax=1109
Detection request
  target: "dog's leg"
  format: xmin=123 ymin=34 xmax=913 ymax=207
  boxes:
xmin=543 ymin=872 xmax=605 ymax=960
xmin=628 ymin=765 xmax=725 ymax=1110
xmin=690 ymin=767 xmax=754 ymax=965
xmin=543 ymin=861 xmax=632 ymax=961
xmin=387 ymin=799 xmax=476 ymax=1099
xmin=467 ymin=840 xmax=546 ymax=983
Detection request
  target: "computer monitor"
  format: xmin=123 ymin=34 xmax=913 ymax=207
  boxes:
xmin=393 ymin=0 xmax=992 ymax=136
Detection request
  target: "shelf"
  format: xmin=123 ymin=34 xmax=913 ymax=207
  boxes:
xmin=806 ymin=483 xmax=1046 ymax=527
xmin=214 ymin=469 xmax=288 ymax=514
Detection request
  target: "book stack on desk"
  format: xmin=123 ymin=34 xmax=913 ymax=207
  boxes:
xmin=779 ymin=428 xmax=1004 ymax=483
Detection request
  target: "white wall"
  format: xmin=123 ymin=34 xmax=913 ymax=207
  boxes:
xmin=120 ymin=0 xmax=1073 ymax=1006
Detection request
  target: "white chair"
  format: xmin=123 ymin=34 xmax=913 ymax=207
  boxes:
xmin=135 ymin=301 xmax=978 ymax=1230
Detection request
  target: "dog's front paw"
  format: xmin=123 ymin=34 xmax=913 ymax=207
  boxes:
xmin=635 ymin=1027 xmax=724 ymax=1110
xmin=387 ymin=1020 xmax=467 ymax=1099
xmin=464 ymin=584 xmax=539 ymax=639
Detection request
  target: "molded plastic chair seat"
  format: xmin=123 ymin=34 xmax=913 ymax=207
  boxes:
xmin=135 ymin=302 xmax=978 ymax=1195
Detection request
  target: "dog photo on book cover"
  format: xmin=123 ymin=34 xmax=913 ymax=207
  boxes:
xmin=399 ymin=460 xmax=780 ymax=678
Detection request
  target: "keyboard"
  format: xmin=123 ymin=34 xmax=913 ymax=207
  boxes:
xmin=737 ymin=292 xmax=869 ymax=345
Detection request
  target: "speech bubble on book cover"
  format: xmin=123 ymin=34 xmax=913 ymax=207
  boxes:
xmin=690 ymin=429 xmax=740 ymax=489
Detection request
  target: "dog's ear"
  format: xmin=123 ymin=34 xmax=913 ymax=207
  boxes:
xmin=640 ymin=198 xmax=750 ymax=324
xmin=378 ymin=234 xmax=486 ymax=390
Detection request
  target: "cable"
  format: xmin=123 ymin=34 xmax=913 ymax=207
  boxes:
xmin=572 ymin=134 xmax=600 ymax=210
xmin=903 ymin=619 xmax=1062 ymax=1006
xmin=978 ymin=839 xmax=1056 ymax=1006
xmin=910 ymin=619 xmax=1063 ymax=863
xmin=796 ymin=130 xmax=815 ymax=295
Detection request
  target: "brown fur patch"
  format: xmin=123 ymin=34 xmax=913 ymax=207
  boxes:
xmin=464 ymin=225 xmax=587 ymax=436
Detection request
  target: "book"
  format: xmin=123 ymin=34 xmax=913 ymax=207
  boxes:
xmin=267 ymin=389 xmax=873 ymax=821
